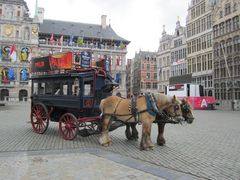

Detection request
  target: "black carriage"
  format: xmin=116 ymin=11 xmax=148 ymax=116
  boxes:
xmin=30 ymin=51 xmax=117 ymax=140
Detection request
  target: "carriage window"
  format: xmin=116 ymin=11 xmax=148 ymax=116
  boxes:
xmin=45 ymin=82 xmax=53 ymax=95
xmin=71 ymin=78 xmax=80 ymax=96
xmin=33 ymin=83 xmax=38 ymax=94
xmin=53 ymin=82 xmax=61 ymax=95
xmin=63 ymin=82 xmax=69 ymax=95
xmin=38 ymin=83 xmax=45 ymax=95
xmin=84 ymin=80 xmax=93 ymax=96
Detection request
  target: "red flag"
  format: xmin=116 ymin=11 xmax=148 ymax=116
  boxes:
xmin=117 ymin=55 xmax=121 ymax=66
xmin=58 ymin=35 xmax=63 ymax=46
xmin=10 ymin=44 xmax=17 ymax=62
xmin=50 ymin=33 xmax=54 ymax=45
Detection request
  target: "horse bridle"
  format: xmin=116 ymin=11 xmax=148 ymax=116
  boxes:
xmin=181 ymin=104 xmax=190 ymax=113
xmin=167 ymin=101 xmax=182 ymax=118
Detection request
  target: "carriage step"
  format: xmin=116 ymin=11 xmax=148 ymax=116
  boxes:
xmin=79 ymin=129 xmax=101 ymax=137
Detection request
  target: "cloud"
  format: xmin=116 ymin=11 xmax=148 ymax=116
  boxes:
xmin=25 ymin=0 xmax=189 ymax=58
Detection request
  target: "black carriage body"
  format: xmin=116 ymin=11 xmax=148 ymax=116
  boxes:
xmin=30 ymin=51 xmax=117 ymax=139
xmin=31 ymin=69 xmax=114 ymax=121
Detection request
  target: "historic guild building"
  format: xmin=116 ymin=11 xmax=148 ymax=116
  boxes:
xmin=212 ymin=0 xmax=240 ymax=109
xmin=186 ymin=0 xmax=214 ymax=96
xmin=170 ymin=20 xmax=187 ymax=77
xmin=0 ymin=0 xmax=130 ymax=100
xmin=37 ymin=15 xmax=129 ymax=97
xmin=157 ymin=26 xmax=172 ymax=93
xmin=0 ymin=0 xmax=39 ymax=101
xmin=132 ymin=51 xmax=158 ymax=95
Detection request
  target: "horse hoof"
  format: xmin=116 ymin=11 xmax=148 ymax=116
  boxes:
xmin=157 ymin=141 xmax=165 ymax=146
xmin=103 ymin=143 xmax=109 ymax=147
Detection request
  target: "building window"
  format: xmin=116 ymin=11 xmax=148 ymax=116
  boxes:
xmin=197 ymin=56 xmax=201 ymax=72
xmin=226 ymin=38 xmax=232 ymax=54
xmin=146 ymin=73 xmax=150 ymax=79
xmin=154 ymin=73 xmax=157 ymax=80
xmin=152 ymin=83 xmax=157 ymax=89
xmin=0 ymin=9 xmax=2 ymax=16
xmin=192 ymin=58 xmax=196 ymax=72
xmin=207 ymin=53 xmax=212 ymax=70
xmin=17 ymin=10 xmax=20 ymax=17
xmin=146 ymin=82 xmax=151 ymax=89
xmin=219 ymin=22 xmax=225 ymax=35
xmin=233 ymin=36 xmax=240 ymax=52
xmin=188 ymin=58 xmax=192 ymax=73
xmin=232 ymin=16 xmax=239 ymax=31
xmin=206 ymin=15 xmax=212 ymax=29
xmin=225 ymin=19 xmax=232 ymax=33
xmin=201 ymin=18 xmax=206 ymax=31
xmin=147 ymin=64 xmax=150 ymax=71
xmin=225 ymin=3 xmax=231 ymax=16
xmin=233 ymin=3 xmax=237 ymax=12
xmin=200 ymin=2 xmax=205 ymax=14
xmin=202 ymin=54 xmax=207 ymax=71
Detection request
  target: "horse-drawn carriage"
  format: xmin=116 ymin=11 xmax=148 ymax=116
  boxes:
xmin=30 ymin=51 xmax=194 ymax=150
xmin=30 ymin=51 xmax=118 ymax=140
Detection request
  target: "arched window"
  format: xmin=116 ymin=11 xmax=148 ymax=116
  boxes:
xmin=20 ymin=68 xmax=28 ymax=81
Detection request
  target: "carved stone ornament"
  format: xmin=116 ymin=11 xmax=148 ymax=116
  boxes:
xmin=32 ymin=25 xmax=38 ymax=36
xmin=4 ymin=24 xmax=13 ymax=36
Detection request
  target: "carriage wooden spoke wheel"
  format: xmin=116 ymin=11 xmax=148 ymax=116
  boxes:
xmin=31 ymin=103 xmax=49 ymax=134
xmin=59 ymin=113 xmax=79 ymax=140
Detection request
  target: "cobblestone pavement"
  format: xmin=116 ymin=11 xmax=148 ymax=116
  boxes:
xmin=0 ymin=102 xmax=240 ymax=180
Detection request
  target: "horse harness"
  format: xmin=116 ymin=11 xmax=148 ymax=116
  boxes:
xmin=104 ymin=93 xmax=168 ymax=123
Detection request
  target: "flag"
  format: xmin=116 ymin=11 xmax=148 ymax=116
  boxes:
xmin=117 ymin=55 xmax=121 ymax=66
xmin=0 ymin=47 xmax=2 ymax=60
xmin=21 ymin=69 xmax=27 ymax=81
xmin=50 ymin=33 xmax=54 ymax=45
xmin=2 ymin=69 xmax=7 ymax=82
xmin=10 ymin=44 xmax=17 ymax=62
xmin=8 ymin=67 xmax=15 ymax=80
xmin=68 ymin=35 xmax=74 ymax=46
xmin=115 ymin=73 xmax=121 ymax=83
xmin=28 ymin=48 xmax=32 ymax=61
xmin=58 ymin=35 xmax=63 ymax=46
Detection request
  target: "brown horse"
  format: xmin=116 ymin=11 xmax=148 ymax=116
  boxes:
xmin=98 ymin=93 xmax=184 ymax=150
xmin=125 ymin=97 xmax=194 ymax=146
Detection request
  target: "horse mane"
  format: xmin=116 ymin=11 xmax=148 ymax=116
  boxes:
xmin=153 ymin=93 xmax=175 ymax=110
xmin=182 ymin=98 xmax=193 ymax=109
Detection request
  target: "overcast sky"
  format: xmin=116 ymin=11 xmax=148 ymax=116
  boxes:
xmin=25 ymin=0 xmax=189 ymax=59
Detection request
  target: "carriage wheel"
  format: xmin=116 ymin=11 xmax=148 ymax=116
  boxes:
xmin=31 ymin=103 xmax=49 ymax=134
xmin=59 ymin=113 xmax=79 ymax=140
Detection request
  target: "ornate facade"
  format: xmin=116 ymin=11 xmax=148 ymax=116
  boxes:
xmin=186 ymin=0 xmax=215 ymax=97
xmin=212 ymin=0 xmax=240 ymax=109
xmin=132 ymin=51 xmax=158 ymax=95
xmin=37 ymin=16 xmax=129 ymax=97
xmin=157 ymin=26 xmax=172 ymax=93
xmin=170 ymin=20 xmax=187 ymax=78
xmin=0 ymin=0 xmax=130 ymax=101
xmin=0 ymin=0 xmax=39 ymax=101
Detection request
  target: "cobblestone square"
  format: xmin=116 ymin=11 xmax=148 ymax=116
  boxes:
xmin=0 ymin=102 xmax=240 ymax=180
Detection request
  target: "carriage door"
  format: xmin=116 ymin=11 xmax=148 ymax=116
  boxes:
xmin=82 ymin=78 xmax=95 ymax=108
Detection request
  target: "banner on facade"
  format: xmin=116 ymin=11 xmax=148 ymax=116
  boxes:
xmin=80 ymin=51 xmax=91 ymax=68
xmin=31 ymin=52 xmax=73 ymax=73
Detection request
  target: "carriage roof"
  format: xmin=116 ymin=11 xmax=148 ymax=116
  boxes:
xmin=30 ymin=51 xmax=110 ymax=80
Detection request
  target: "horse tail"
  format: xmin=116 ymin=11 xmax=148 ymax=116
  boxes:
xmin=99 ymin=99 xmax=105 ymax=117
